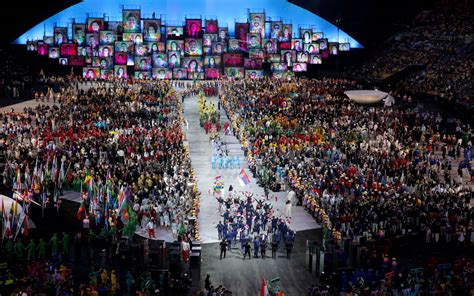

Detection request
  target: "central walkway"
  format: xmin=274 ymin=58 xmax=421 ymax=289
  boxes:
xmin=183 ymin=94 xmax=319 ymax=243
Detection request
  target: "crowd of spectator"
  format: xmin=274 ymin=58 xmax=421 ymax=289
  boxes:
xmin=352 ymin=0 xmax=473 ymax=108
xmin=220 ymin=76 xmax=473 ymax=294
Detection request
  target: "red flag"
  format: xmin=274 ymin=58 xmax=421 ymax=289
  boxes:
xmin=23 ymin=215 xmax=28 ymax=237
xmin=260 ymin=276 xmax=269 ymax=296
xmin=76 ymin=200 xmax=85 ymax=221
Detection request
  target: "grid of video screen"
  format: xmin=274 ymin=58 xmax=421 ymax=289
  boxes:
xmin=26 ymin=9 xmax=351 ymax=79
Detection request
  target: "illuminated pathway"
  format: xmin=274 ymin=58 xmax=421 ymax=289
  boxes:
xmin=183 ymin=93 xmax=320 ymax=244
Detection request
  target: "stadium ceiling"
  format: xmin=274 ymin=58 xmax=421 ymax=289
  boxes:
xmin=1 ymin=0 xmax=434 ymax=46
xmin=14 ymin=0 xmax=361 ymax=48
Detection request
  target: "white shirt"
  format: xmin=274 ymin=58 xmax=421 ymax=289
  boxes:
xmin=146 ymin=221 xmax=154 ymax=230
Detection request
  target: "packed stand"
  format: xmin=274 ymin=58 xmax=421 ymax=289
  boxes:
xmin=353 ymin=0 xmax=473 ymax=108
xmin=220 ymin=77 xmax=473 ymax=294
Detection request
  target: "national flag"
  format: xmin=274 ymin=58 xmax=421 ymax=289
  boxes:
xmin=3 ymin=159 xmax=8 ymax=185
xmin=58 ymin=159 xmax=65 ymax=186
xmin=16 ymin=167 xmax=21 ymax=190
xmin=24 ymin=163 xmax=31 ymax=189
xmin=51 ymin=156 xmax=57 ymax=181
xmin=76 ymin=199 xmax=86 ymax=221
xmin=106 ymin=170 xmax=112 ymax=184
xmin=260 ymin=276 xmax=269 ymax=296
xmin=22 ymin=214 xmax=29 ymax=237
xmin=1 ymin=199 xmax=5 ymax=240
xmin=238 ymin=169 xmax=251 ymax=187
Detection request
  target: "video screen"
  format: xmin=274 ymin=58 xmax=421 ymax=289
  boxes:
xmin=123 ymin=33 xmax=143 ymax=44
xmin=147 ymin=42 xmax=165 ymax=53
xmin=123 ymin=10 xmax=141 ymax=33
xmin=69 ymin=56 xmax=85 ymax=66
xmin=135 ymin=43 xmax=148 ymax=56
xmin=227 ymin=39 xmax=240 ymax=53
xmin=83 ymin=67 xmax=100 ymax=79
xmin=297 ymin=51 xmax=309 ymax=63
xmin=78 ymin=46 xmax=91 ymax=58
xmin=267 ymin=54 xmax=280 ymax=63
xmin=87 ymin=18 xmax=104 ymax=33
xmin=218 ymin=27 xmax=228 ymax=41
xmin=273 ymin=71 xmax=294 ymax=80
xmin=291 ymin=39 xmax=303 ymax=51
xmin=166 ymin=40 xmax=184 ymax=54
xmin=263 ymin=39 xmax=277 ymax=53
xmin=99 ymin=45 xmax=114 ymax=57
xmin=134 ymin=56 xmax=152 ymax=71
xmin=204 ymin=55 xmax=221 ymax=68
xmin=186 ymin=19 xmax=202 ymax=38
xmin=182 ymin=57 xmax=203 ymax=72
xmin=300 ymin=29 xmax=312 ymax=44
xmin=99 ymin=31 xmax=115 ymax=45
xmin=173 ymin=68 xmax=187 ymax=79
xmin=107 ymin=21 xmax=123 ymax=34
xmin=114 ymin=52 xmax=128 ymax=65
xmin=27 ymin=41 xmax=37 ymax=52
xmin=60 ymin=43 xmax=78 ymax=57
xmin=144 ymin=20 xmax=161 ymax=41
xmin=249 ymin=49 xmax=265 ymax=60
xmin=134 ymin=71 xmax=151 ymax=79
xmin=205 ymin=20 xmax=218 ymax=34
xmin=152 ymin=68 xmax=172 ymax=80
xmin=279 ymin=42 xmax=291 ymax=50
xmin=304 ymin=43 xmax=319 ymax=54
xmin=93 ymin=57 xmax=113 ymax=69
xmin=86 ymin=33 xmax=99 ymax=48
xmin=225 ymin=67 xmax=244 ymax=79
xmin=271 ymin=62 xmax=288 ymax=73
xmin=152 ymin=53 xmax=168 ymax=68
xmin=339 ymin=43 xmax=350 ymax=51
xmin=48 ymin=47 xmax=59 ymax=59
xmin=249 ymin=13 xmax=265 ymax=39
xmin=293 ymin=63 xmax=307 ymax=72
xmin=54 ymin=27 xmax=67 ymax=45
xmin=319 ymin=39 xmax=328 ymax=51
xmin=203 ymin=46 xmax=212 ymax=55
xmin=187 ymin=72 xmax=204 ymax=80
xmin=184 ymin=39 xmax=203 ymax=56
xmin=43 ymin=36 xmax=54 ymax=46
xmin=166 ymin=52 xmax=180 ymax=68
xmin=223 ymin=53 xmax=243 ymax=67
xmin=245 ymin=70 xmax=264 ymax=79
xmin=73 ymin=24 xmax=86 ymax=46
xmin=281 ymin=50 xmax=296 ymax=64
xmin=309 ymin=54 xmax=322 ymax=64
xmin=280 ymin=24 xmax=292 ymax=42
xmin=235 ymin=23 xmax=249 ymax=50
xmin=114 ymin=65 xmax=127 ymax=78
xmin=115 ymin=41 xmax=134 ymax=53
xmin=270 ymin=21 xmax=283 ymax=40
xmin=166 ymin=26 xmax=184 ymax=38
xmin=247 ymin=33 xmax=261 ymax=49
xmin=100 ymin=70 xmax=111 ymax=79
xmin=205 ymin=68 xmax=220 ymax=79
xmin=203 ymin=34 xmax=217 ymax=46
xmin=244 ymin=58 xmax=262 ymax=69
xmin=329 ymin=42 xmax=339 ymax=55
xmin=312 ymin=32 xmax=323 ymax=41
xmin=28 ymin=7 xmax=355 ymax=78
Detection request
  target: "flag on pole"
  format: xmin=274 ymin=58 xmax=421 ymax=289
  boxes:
xmin=1 ymin=199 xmax=5 ymax=241
xmin=238 ymin=169 xmax=251 ymax=187
xmin=3 ymin=159 xmax=8 ymax=185
xmin=260 ymin=276 xmax=269 ymax=296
